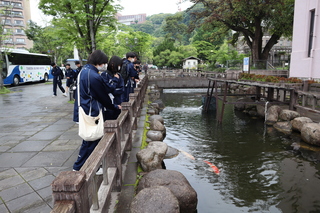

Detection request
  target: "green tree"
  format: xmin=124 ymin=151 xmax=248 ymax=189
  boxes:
xmin=39 ymin=0 xmax=118 ymax=55
xmin=208 ymin=41 xmax=246 ymax=67
xmin=101 ymin=30 xmax=154 ymax=63
xmin=153 ymin=49 xmax=184 ymax=68
xmin=153 ymin=38 xmax=177 ymax=58
xmin=0 ymin=2 xmax=15 ymax=88
xmin=131 ymin=21 xmax=155 ymax=35
xmin=189 ymin=0 xmax=294 ymax=62
xmin=25 ymin=21 xmax=74 ymax=64
xmin=163 ymin=13 xmax=188 ymax=44
xmin=192 ymin=41 xmax=215 ymax=61
xmin=178 ymin=45 xmax=198 ymax=58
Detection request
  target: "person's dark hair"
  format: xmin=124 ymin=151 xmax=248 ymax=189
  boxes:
xmin=50 ymin=62 xmax=56 ymax=66
xmin=133 ymin=60 xmax=141 ymax=65
xmin=87 ymin=50 xmax=108 ymax=65
xmin=75 ymin=61 xmax=80 ymax=65
xmin=107 ymin=56 xmax=123 ymax=74
xmin=126 ymin=52 xmax=136 ymax=59
xmin=66 ymin=63 xmax=71 ymax=66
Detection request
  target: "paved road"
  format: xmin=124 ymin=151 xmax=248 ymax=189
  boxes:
xmin=0 ymin=81 xmax=80 ymax=212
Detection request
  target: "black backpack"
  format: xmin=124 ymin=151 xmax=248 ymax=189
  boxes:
xmin=57 ymin=66 xmax=64 ymax=79
xmin=120 ymin=61 xmax=130 ymax=84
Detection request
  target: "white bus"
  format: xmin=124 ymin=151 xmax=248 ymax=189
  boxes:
xmin=2 ymin=49 xmax=52 ymax=86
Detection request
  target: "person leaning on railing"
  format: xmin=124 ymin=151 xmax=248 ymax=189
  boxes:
xmin=72 ymin=50 xmax=118 ymax=174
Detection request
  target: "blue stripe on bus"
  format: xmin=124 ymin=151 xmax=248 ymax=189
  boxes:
xmin=3 ymin=66 xmax=20 ymax=84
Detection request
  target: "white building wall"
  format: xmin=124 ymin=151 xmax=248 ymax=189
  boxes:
xmin=183 ymin=59 xmax=198 ymax=69
xmin=290 ymin=0 xmax=320 ymax=79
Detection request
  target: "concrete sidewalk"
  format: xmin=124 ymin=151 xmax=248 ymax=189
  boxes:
xmin=0 ymin=82 xmax=88 ymax=212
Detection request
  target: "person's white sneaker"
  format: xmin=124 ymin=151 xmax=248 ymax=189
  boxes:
xmin=96 ymin=167 xmax=103 ymax=175
xmin=63 ymin=93 xmax=67 ymax=97
xmin=52 ymin=95 xmax=57 ymax=97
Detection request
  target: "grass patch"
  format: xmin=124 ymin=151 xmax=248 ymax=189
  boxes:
xmin=0 ymin=87 xmax=11 ymax=94
xmin=68 ymin=100 xmax=75 ymax=104
xmin=45 ymin=82 xmax=53 ymax=85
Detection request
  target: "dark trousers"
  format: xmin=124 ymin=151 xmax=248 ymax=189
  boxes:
xmin=73 ymin=139 xmax=100 ymax=171
xmin=122 ymin=85 xmax=131 ymax=102
xmin=53 ymin=78 xmax=65 ymax=95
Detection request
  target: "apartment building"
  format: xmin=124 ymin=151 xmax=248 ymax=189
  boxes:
xmin=116 ymin=13 xmax=146 ymax=25
xmin=0 ymin=0 xmax=33 ymax=49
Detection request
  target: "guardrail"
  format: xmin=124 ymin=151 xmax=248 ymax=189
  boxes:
xmin=295 ymin=83 xmax=320 ymax=113
xmin=148 ymin=69 xmax=219 ymax=79
xmin=148 ymin=69 xmax=289 ymax=80
xmin=51 ymin=76 xmax=148 ymax=213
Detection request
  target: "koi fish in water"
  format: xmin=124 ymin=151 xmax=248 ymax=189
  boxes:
xmin=180 ymin=150 xmax=196 ymax=160
xmin=203 ymin=160 xmax=220 ymax=175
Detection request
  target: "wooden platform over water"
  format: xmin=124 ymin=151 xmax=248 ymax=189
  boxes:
xmin=204 ymin=78 xmax=320 ymax=123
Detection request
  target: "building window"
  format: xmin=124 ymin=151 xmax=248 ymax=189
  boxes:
xmin=12 ymin=11 xmax=23 ymax=16
xmin=16 ymin=38 xmax=25 ymax=43
xmin=4 ymin=38 xmax=13 ymax=44
xmin=1 ymin=1 xmax=10 ymax=5
xmin=2 ymin=19 xmax=11 ymax=25
xmin=308 ymin=9 xmax=315 ymax=57
xmin=15 ymin=29 xmax=24 ymax=34
xmin=12 ymin=2 xmax=22 ymax=7
xmin=14 ymin=20 xmax=24 ymax=26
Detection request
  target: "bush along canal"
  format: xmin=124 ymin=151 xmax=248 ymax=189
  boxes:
xmin=158 ymin=88 xmax=320 ymax=213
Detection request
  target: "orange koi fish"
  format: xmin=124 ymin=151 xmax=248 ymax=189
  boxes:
xmin=203 ymin=160 xmax=220 ymax=175
xmin=180 ymin=150 xmax=196 ymax=160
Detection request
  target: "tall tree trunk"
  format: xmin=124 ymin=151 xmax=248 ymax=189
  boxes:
xmin=0 ymin=51 xmax=3 ymax=89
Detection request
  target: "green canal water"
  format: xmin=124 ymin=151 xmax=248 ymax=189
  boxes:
xmin=160 ymin=89 xmax=320 ymax=213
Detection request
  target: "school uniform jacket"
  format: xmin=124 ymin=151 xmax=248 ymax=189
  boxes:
xmin=74 ymin=64 xmax=114 ymax=120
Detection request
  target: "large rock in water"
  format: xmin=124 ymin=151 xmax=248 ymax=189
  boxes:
xmin=137 ymin=169 xmax=198 ymax=213
xmin=301 ymin=123 xmax=320 ymax=146
xmin=273 ymin=121 xmax=292 ymax=135
xmin=265 ymin=105 xmax=282 ymax=125
xmin=234 ymin=97 xmax=254 ymax=111
xmin=153 ymin=99 xmax=165 ymax=110
xmin=279 ymin=110 xmax=300 ymax=121
xmin=256 ymin=104 xmax=267 ymax=118
xmin=150 ymin=119 xmax=166 ymax=132
xmin=147 ymin=130 xmax=165 ymax=141
xmin=130 ymin=186 xmax=180 ymax=213
xmin=136 ymin=142 xmax=168 ymax=172
xmin=291 ymin=117 xmax=314 ymax=132
xmin=149 ymin=115 xmax=164 ymax=124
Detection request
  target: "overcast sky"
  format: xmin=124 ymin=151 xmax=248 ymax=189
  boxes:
xmin=30 ymin=0 xmax=194 ymax=26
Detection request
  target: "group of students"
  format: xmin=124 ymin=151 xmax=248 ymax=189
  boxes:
xmin=70 ymin=50 xmax=141 ymax=172
xmin=50 ymin=61 xmax=83 ymax=97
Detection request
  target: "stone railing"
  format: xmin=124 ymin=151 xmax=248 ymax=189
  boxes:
xmin=295 ymin=83 xmax=320 ymax=113
xmin=50 ymin=76 xmax=148 ymax=213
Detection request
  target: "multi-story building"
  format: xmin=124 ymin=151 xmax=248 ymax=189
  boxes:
xmin=0 ymin=0 xmax=33 ymax=49
xmin=290 ymin=0 xmax=319 ymax=79
xmin=116 ymin=13 xmax=146 ymax=25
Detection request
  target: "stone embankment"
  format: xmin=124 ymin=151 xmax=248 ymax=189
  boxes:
xmin=131 ymin=85 xmax=198 ymax=213
xmin=234 ymin=97 xmax=320 ymax=147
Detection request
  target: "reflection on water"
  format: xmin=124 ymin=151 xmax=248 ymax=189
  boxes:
xmin=161 ymin=89 xmax=320 ymax=213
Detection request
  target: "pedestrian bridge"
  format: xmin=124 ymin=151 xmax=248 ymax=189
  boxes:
xmin=148 ymin=69 xmax=214 ymax=88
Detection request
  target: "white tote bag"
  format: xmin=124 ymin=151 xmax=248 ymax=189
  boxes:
xmin=77 ymin=71 xmax=104 ymax=141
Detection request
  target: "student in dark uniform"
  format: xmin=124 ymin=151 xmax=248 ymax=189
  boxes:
xmin=73 ymin=50 xmax=116 ymax=174
xmin=51 ymin=62 xmax=67 ymax=97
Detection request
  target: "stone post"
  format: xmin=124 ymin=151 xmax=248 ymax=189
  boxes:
xmin=105 ymin=120 xmax=122 ymax=191
xmin=52 ymin=171 xmax=89 ymax=213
